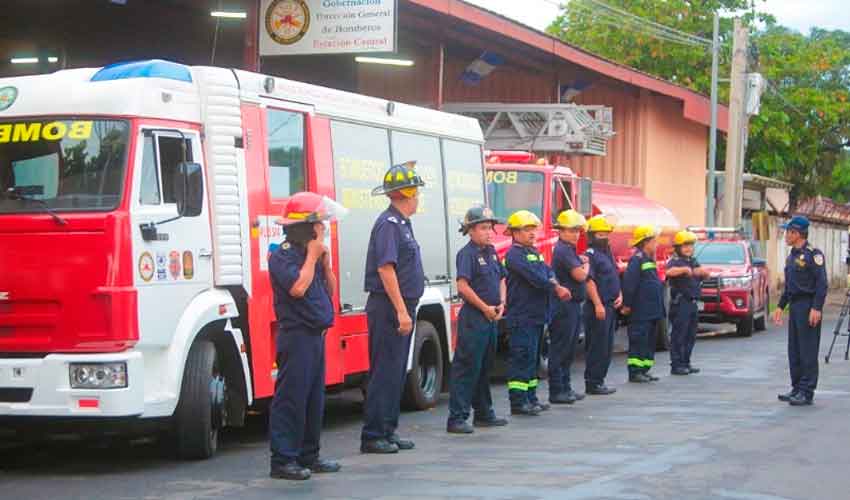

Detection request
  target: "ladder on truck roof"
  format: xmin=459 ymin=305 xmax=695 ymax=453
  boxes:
xmin=443 ymin=103 xmax=615 ymax=156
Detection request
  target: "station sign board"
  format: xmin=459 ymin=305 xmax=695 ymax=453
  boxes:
xmin=259 ymin=0 xmax=397 ymax=56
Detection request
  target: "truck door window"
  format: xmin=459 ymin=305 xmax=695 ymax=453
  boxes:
xmin=266 ymin=109 xmax=305 ymax=199
xmin=551 ymin=177 xmax=573 ymax=221
xmin=139 ymin=134 xmax=193 ymax=206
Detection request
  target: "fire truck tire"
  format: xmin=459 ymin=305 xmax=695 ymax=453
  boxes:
xmin=402 ymin=320 xmax=443 ymax=411
xmin=754 ymin=293 xmax=768 ymax=332
xmin=174 ymin=339 xmax=223 ymax=460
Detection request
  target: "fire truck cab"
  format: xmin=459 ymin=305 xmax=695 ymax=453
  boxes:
xmin=0 ymin=60 xmax=486 ymax=458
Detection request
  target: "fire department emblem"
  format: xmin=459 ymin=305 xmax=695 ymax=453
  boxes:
xmin=0 ymin=87 xmax=17 ymax=111
xmin=169 ymin=251 xmax=181 ymax=280
xmin=138 ymin=252 xmax=154 ymax=282
xmin=814 ymin=253 xmax=824 ymax=266
xmin=265 ymin=0 xmax=310 ymax=46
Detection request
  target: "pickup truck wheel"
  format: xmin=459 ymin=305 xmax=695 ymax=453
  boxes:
xmin=174 ymin=339 xmax=225 ymax=460
xmin=402 ymin=320 xmax=443 ymax=411
xmin=754 ymin=293 xmax=768 ymax=332
xmin=736 ymin=309 xmax=755 ymax=337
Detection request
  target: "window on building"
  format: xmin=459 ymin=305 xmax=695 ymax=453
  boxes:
xmin=267 ymin=109 xmax=305 ymax=199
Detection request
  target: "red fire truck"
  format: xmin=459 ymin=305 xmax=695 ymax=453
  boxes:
xmin=0 ymin=60 xmax=486 ymax=458
xmin=484 ymin=151 xmax=681 ymax=349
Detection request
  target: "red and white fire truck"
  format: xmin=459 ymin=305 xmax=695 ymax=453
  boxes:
xmin=483 ymin=151 xmax=681 ymax=349
xmin=0 ymin=60 xmax=487 ymax=458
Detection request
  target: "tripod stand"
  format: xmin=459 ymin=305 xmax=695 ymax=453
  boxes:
xmin=825 ymin=287 xmax=850 ymax=363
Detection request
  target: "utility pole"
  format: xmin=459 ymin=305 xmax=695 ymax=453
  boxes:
xmin=721 ymin=18 xmax=748 ymax=227
xmin=706 ymin=12 xmax=720 ymax=226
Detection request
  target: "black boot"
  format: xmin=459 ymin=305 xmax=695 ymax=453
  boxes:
xmin=688 ymin=366 xmax=701 ymax=374
xmin=511 ymin=403 xmax=541 ymax=416
xmin=446 ymin=421 xmax=475 ymax=434
xmin=550 ymin=392 xmax=577 ymax=405
xmin=388 ymin=434 xmax=415 ymax=450
xmin=270 ymin=462 xmax=312 ymax=480
xmin=360 ymin=439 xmax=399 ymax=454
xmin=473 ymin=415 xmax=509 ymax=427
xmin=531 ymin=401 xmax=551 ymax=412
xmin=644 ymin=371 xmax=660 ymax=381
xmin=671 ymin=367 xmax=690 ymax=376
xmin=566 ymin=389 xmax=586 ymax=401
xmin=586 ymin=384 xmax=616 ymax=395
xmin=777 ymin=389 xmax=798 ymax=402
xmin=629 ymin=373 xmax=652 ymax=383
xmin=788 ymin=393 xmax=814 ymax=406
xmin=301 ymin=458 xmax=341 ymax=474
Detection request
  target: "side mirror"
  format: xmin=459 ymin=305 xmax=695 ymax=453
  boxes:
xmin=174 ymin=162 xmax=203 ymax=217
xmin=752 ymin=258 xmax=767 ymax=267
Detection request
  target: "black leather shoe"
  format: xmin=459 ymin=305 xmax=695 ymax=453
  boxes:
xmin=629 ymin=373 xmax=651 ymax=383
xmin=511 ymin=403 xmax=541 ymax=416
xmin=270 ymin=462 xmax=311 ymax=480
xmin=586 ymin=384 xmax=616 ymax=395
xmin=688 ymin=366 xmax=701 ymax=374
xmin=671 ymin=367 xmax=690 ymax=376
xmin=473 ymin=416 xmax=508 ymax=427
xmin=360 ymin=439 xmax=399 ymax=454
xmin=301 ymin=458 xmax=341 ymax=474
xmin=778 ymin=390 xmax=797 ymax=402
xmin=447 ymin=421 xmax=474 ymax=434
xmin=788 ymin=393 xmax=813 ymax=406
xmin=567 ymin=389 xmax=586 ymax=401
xmin=644 ymin=372 xmax=660 ymax=381
xmin=532 ymin=402 xmax=551 ymax=411
xmin=550 ymin=392 xmax=577 ymax=404
xmin=388 ymin=434 xmax=415 ymax=450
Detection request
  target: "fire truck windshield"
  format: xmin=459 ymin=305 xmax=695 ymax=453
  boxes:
xmin=486 ymin=170 xmax=544 ymax=221
xmin=0 ymin=119 xmax=130 ymax=214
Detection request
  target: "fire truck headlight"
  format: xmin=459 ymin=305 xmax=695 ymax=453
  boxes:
xmin=69 ymin=362 xmax=128 ymax=389
xmin=719 ymin=276 xmax=752 ymax=290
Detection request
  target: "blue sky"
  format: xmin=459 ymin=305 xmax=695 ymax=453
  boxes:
xmin=465 ymin=0 xmax=850 ymax=34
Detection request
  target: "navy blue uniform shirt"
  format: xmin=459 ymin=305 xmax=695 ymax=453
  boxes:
xmin=364 ymin=205 xmax=425 ymax=301
xmin=552 ymin=239 xmax=586 ymax=303
xmin=504 ymin=244 xmax=556 ymax=327
xmin=269 ymin=242 xmax=334 ymax=332
xmin=585 ymin=246 xmax=620 ymax=304
xmin=456 ymin=241 xmax=505 ymax=323
xmin=778 ymin=242 xmax=828 ymax=311
xmin=667 ymin=255 xmax=702 ymax=300
xmin=622 ymin=249 xmax=665 ymax=321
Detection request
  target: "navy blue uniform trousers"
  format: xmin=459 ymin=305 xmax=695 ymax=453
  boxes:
xmin=669 ymin=299 xmax=698 ymax=370
xmin=584 ymin=302 xmax=616 ymax=386
xmin=270 ymin=326 xmax=326 ymax=466
xmin=789 ymin=298 xmax=821 ymax=398
xmin=448 ymin=308 xmax=497 ymax=424
xmin=508 ymin=324 xmax=543 ymax=407
xmin=361 ymin=293 xmax=417 ymax=442
xmin=548 ymin=301 xmax=582 ymax=396
xmin=627 ymin=319 xmax=657 ymax=375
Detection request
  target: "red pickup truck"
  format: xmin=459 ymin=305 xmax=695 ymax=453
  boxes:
xmin=690 ymin=228 xmax=771 ymax=337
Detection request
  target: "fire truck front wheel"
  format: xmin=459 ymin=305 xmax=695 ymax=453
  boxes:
xmin=174 ymin=339 xmax=226 ymax=460
xmin=403 ymin=320 xmax=444 ymax=411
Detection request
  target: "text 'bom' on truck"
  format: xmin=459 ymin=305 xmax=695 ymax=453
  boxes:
xmin=0 ymin=59 xmax=487 ymax=459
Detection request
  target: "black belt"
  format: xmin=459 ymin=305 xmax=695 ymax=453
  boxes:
xmin=790 ymin=294 xmax=815 ymax=302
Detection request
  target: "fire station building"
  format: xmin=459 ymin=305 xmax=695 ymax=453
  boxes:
xmin=1 ymin=0 xmax=728 ymax=226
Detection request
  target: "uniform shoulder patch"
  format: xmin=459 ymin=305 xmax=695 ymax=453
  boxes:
xmin=814 ymin=253 xmax=824 ymax=266
xmin=586 ymin=248 xmax=595 ymax=255
xmin=281 ymin=242 xmax=290 ymax=250
xmin=387 ymin=216 xmax=399 ymax=224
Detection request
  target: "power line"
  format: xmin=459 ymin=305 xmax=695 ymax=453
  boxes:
xmin=580 ymin=0 xmax=712 ymax=45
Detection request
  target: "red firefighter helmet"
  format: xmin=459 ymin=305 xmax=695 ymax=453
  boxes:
xmin=276 ymin=192 xmax=348 ymax=226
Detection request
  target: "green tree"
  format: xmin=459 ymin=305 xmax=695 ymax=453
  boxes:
xmin=547 ymin=1 xmax=850 ymax=206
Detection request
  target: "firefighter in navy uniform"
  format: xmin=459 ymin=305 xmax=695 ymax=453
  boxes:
xmin=360 ymin=162 xmax=426 ymax=454
xmin=548 ymin=210 xmax=590 ymax=405
xmin=583 ymin=215 xmax=622 ymax=395
xmin=268 ymin=192 xmax=346 ymax=481
xmin=446 ymin=205 xmax=510 ymax=434
xmin=503 ymin=210 xmax=571 ymax=415
xmin=773 ymin=216 xmax=828 ymax=406
xmin=666 ymin=230 xmax=711 ymax=375
xmin=621 ymin=225 xmax=664 ymax=383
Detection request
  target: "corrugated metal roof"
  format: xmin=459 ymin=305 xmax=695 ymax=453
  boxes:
xmin=795 ymin=196 xmax=850 ymax=225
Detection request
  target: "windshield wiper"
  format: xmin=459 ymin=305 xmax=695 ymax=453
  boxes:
xmin=4 ymin=187 xmax=67 ymax=225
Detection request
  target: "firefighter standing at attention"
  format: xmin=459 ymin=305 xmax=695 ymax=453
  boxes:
xmin=666 ymin=230 xmax=711 ymax=375
xmin=548 ymin=209 xmax=590 ymax=405
xmin=503 ymin=210 xmax=571 ymax=415
xmin=583 ymin=214 xmax=622 ymax=395
xmin=360 ymin=162 xmax=426 ymax=454
xmin=446 ymin=205 xmax=510 ymax=434
xmin=268 ymin=192 xmax=346 ymax=481
xmin=621 ymin=225 xmax=664 ymax=383
xmin=773 ymin=216 xmax=827 ymax=406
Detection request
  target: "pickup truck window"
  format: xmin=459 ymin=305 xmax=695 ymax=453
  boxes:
xmin=695 ymin=242 xmax=746 ymax=265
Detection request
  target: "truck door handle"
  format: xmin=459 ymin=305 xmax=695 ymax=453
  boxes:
xmin=199 ymin=248 xmax=213 ymax=258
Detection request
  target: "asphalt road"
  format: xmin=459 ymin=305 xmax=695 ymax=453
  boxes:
xmin=2 ymin=311 xmax=850 ymax=500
